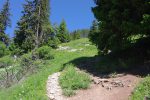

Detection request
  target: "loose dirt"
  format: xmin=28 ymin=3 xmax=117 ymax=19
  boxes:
xmin=67 ymin=74 xmax=141 ymax=100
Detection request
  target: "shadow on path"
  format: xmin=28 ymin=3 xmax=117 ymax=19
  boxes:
xmin=64 ymin=55 xmax=150 ymax=78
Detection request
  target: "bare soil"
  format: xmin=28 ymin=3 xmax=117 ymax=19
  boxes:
xmin=67 ymin=74 xmax=141 ymax=100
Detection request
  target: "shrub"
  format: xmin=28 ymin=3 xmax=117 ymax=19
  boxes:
xmin=21 ymin=53 xmax=33 ymax=67
xmin=47 ymin=37 xmax=60 ymax=49
xmin=9 ymin=43 xmax=23 ymax=56
xmin=0 ymin=56 xmax=13 ymax=68
xmin=0 ymin=42 xmax=10 ymax=57
xmin=59 ymin=64 xmax=91 ymax=96
xmin=36 ymin=46 xmax=54 ymax=60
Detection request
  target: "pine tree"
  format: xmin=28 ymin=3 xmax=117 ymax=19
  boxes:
xmin=14 ymin=0 xmax=52 ymax=53
xmin=0 ymin=0 xmax=11 ymax=44
xmin=57 ymin=19 xmax=70 ymax=43
xmin=89 ymin=20 xmax=99 ymax=45
xmin=92 ymin=0 xmax=150 ymax=53
xmin=14 ymin=0 xmax=35 ymax=53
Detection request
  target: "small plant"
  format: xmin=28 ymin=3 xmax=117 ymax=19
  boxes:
xmin=0 ymin=42 xmax=10 ymax=58
xmin=36 ymin=46 xmax=54 ymax=60
xmin=21 ymin=53 xmax=33 ymax=67
xmin=0 ymin=56 xmax=14 ymax=87
xmin=109 ymin=72 xmax=117 ymax=78
xmin=0 ymin=56 xmax=13 ymax=68
xmin=59 ymin=64 xmax=91 ymax=97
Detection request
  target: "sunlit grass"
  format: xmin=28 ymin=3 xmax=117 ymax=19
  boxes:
xmin=0 ymin=38 xmax=97 ymax=100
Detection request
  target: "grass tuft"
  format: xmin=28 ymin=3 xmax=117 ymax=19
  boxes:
xmin=59 ymin=64 xmax=91 ymax=97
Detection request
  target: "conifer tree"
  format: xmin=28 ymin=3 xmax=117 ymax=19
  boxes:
xmin=91 ymin=0 xmax=150 ymax=53
xmin=14 ymin=0 xmax=52 ymax=53
xmin=57 ymin=20 xmax=70 ymax=43
xmin=89 ymin=20 xmax=99 ymax=45
xmin=0 ymin=0 xmax=11 ymax=44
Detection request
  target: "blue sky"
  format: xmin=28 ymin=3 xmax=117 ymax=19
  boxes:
xmin=0 ymin=0 xmax=95 ymax=37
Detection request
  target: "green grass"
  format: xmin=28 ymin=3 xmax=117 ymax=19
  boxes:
xmin=131 ymin=76 xmax=150 ymax=100
xmin=0 ymin=38 xmax=97 ymax=100
xmin=59 ymin=64 xmax=91 ymax=97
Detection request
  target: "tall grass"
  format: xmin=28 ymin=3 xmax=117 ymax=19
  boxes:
xmin=59 ymin=64 xmax=91 ymax=96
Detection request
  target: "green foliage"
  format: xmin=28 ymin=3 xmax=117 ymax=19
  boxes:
xmin=89 ymin=20 xmax=99 ymax=45
xmin=71 ymin=30 xmax=81 ymax=40
xmin=47 ymin=37 xmax=60 ymax=48
xmin=0 ymin=0 xmax=10 ymax=44
xmin=70 ymin=29 xmax=90 ymax=40
xmin=36 ymin=46 xmax=54 ymax=60
xmin=131 ymin=76 xmax=150 ymax=100
xmin=0 ymin=41 xmax=10 ymax=57
xmin=59 ymin=64 xmax=91 ymax=96
xmin=9 ymin=42 xmax=23 ymax=55
xmin=92 ymin=0 xmax=150 ymax=53
xmin=0 ymin=56 xmax=13 ymax=68
xmin=14 ymin=0 xmax=52 ymax=53
xmin=0 ymin=38 xmax=97 ymax=99
xmin=21 ymin=53 xmax=33 ymax=67
xmin=57 ymin=20 xmax=71 ymax=43
xmin=0 ymin=0 xmax=10 ymax=30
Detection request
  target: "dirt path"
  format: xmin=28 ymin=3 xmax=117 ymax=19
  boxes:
xmin=46 ymin=72 xmax=65 ymax=100
xmin=67 ymin=74 xmax=141 ymax=100
xmin=46 ymin=72 xmax=141 ymax=100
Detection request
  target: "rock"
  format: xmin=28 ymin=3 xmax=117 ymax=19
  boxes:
xmin=127 ymin=85 xmax=131 ymax=87
xmin=100 ymin=79 xmax=109 ymax=83
xmin=69 ymin=49 xmax=77 ymax=52
xmin=49 ymin=95 xmax=55 ymax=100
xmin=94 ymin=80 xmax=100 ymax=85
xmin=144 ymin=96 xmax=150 ymax=100
xmin=50 ymin=90 xmax=55 ymax=94
xmin=79 ymin=48 xmax=83 ymax=51
xmin=85 ymin=44 xmax=90 ymax=46
xmin=127 ymin=80 xmax=131 ymax=82
xmin=106 ymin=86 xmax=112 ymax=90
xmin=111 ymin=80 xmax=124 ymax=87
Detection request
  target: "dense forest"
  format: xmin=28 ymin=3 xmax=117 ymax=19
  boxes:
xmin=0 ymin=0 xmax=150 ymax=100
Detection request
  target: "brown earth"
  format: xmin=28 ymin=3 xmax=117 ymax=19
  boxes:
xmin=67 ymin=74 xmax=141 ymax=100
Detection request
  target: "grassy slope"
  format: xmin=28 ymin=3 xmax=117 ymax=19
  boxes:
xmin=0 ymin=38 xmax=97 ymax=100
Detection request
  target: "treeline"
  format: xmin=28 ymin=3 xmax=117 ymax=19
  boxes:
xmin=70 ymin=29 xmax=90 ymax=40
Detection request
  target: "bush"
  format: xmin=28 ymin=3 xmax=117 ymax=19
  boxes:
xmin=9 ymin=43 xmax=23 ymax=56
xmin=21 ymin=53 xmax=33 ymax=67
xmin=0 ymin=42 xmax=10 ymax=58
xmin=47 ymin=37 xmax=60 ymax=49
xmin=0 ymin=56 xmax=13 ymax=68
xmin=57 ymin=33 xmax=71 ymax=43
xmin=59 ymin=64 xmax=91 ymax=96
xmin=36 ymin=46 xmax=54 ymax=60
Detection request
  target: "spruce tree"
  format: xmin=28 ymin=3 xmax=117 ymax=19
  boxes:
xmin=57 ymin=20 xmax=70 ymax=43
xmin=14 ymin=0 xmax=35 ymax=53
xmin=89 ymin=20 xmax=99 ymax=45
xmin=92 ymin=0 xmax=150 ymax=53
xmin=14 ymin=0 xmax=52 ymax=53
xmin=0 ymin=0 xmax=11 ymax=44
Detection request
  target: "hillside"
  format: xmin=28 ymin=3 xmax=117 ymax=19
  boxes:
xmin=0 ymin=38 xmax=149 ymax=100
xmin=0 ymin=38 xmax=97 ymax=99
